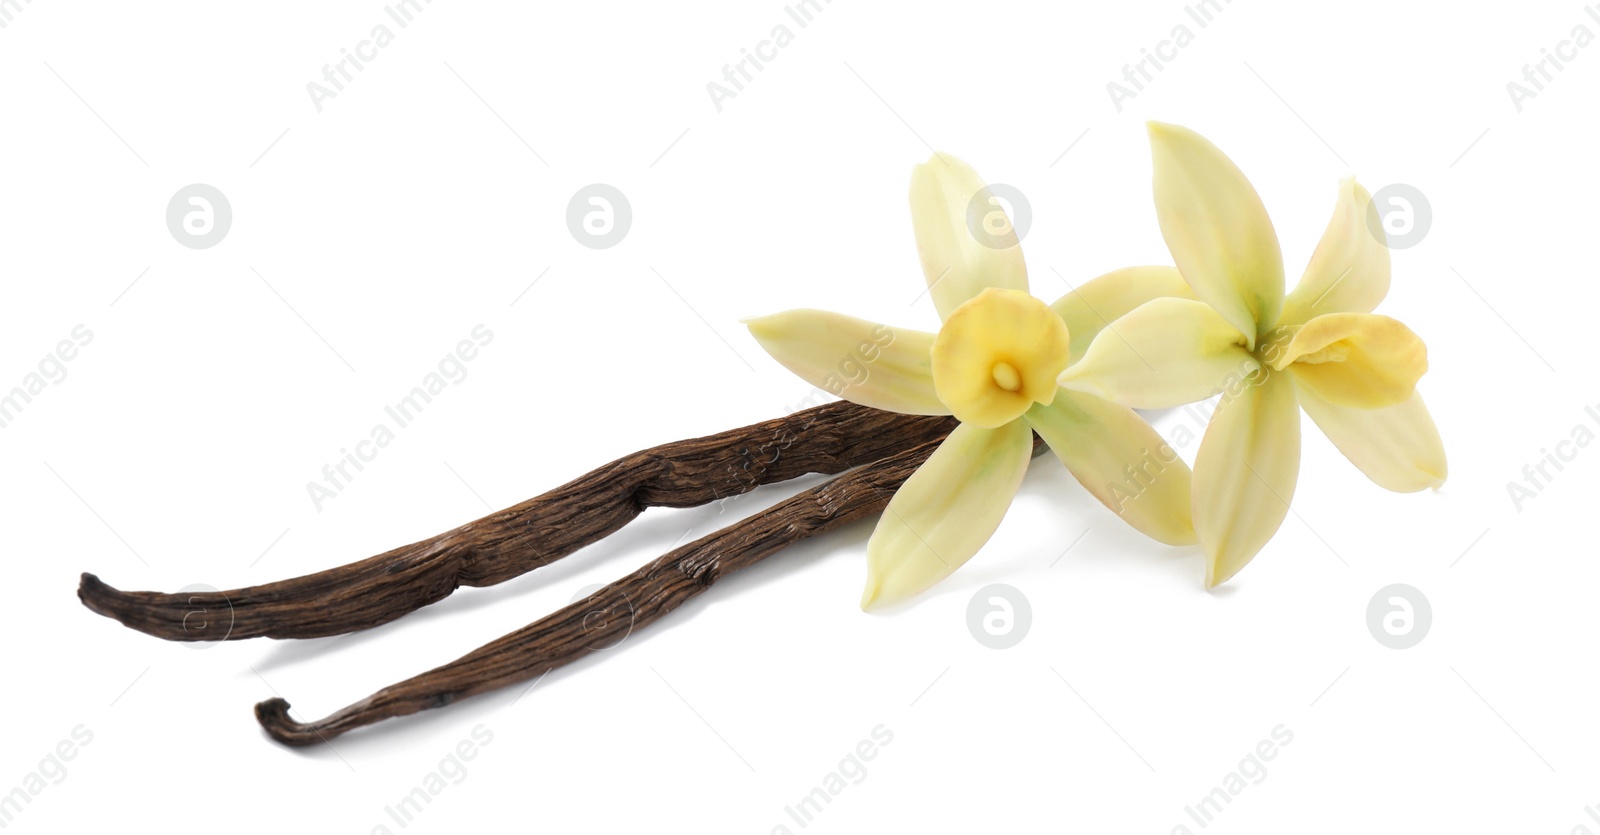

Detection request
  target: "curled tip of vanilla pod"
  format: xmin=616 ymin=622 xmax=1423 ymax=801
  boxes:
xmin=249 ymin=433 xmax=1048 ymax=745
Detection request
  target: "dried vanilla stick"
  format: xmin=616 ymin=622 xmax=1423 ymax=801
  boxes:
xmin=261 ymin=432 xmax=1049 ymax=744
xmin=79 ymin=402 xmax=954 ymax=641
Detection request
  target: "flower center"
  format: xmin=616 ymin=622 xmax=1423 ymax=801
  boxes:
xmin=1256 ymin=325 xmax=1297 ymax=368
xmin=991 ymin=361 xmax=1023 ymax=392
xmin=930 ymin=287 xmax=1072 ymax=428
xmin=1259 ymin=322 xmax=1353 ymax=369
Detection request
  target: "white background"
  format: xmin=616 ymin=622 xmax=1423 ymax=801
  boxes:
xmin=2 ymin=1 xmax=1597 ymax=832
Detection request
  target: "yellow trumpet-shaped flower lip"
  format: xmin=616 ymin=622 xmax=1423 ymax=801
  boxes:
xmin=1266 ymin=312 xmax=1428 ymax=409
xmin=931 ymin=287 xmax=1071 ymax=428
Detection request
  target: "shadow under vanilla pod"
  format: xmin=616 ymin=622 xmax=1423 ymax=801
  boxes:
xmin=77 ymin=123 xmax=1444 ymax=745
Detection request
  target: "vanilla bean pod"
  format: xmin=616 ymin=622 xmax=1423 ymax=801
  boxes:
xmin=260 ymin=431 xmax=1046 ymax=745
xmin=79 ymin=402 xmax=955 ymax=641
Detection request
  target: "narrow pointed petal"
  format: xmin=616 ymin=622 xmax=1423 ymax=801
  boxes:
xmin=1279 ymin=178 xmax=1391 ymax=326
xmin=910 ymin=154 xmax=1028 ymax=320
xmin=862 ymin=421 xmax=1032 ymax=609
xmin=1025 ymin=391 xmax=1196 ymax=545
xmin=1057 ymin=297 xmax=1257 ymax=410
xmin=746 ymin=309 xmax=948 ymax=415
xmin=1148 ymin=122 xmax=1284 ymax=348
xmin=1295 ymin=382 xmax=1446 ymax=492
xmin=1270 ymin=312 xmax=1427 ymax=409
xmin=1193 ymin=368 xmax=1301 ymax=587
xmin=1050 ymin=265 xmax=1196 ymax=364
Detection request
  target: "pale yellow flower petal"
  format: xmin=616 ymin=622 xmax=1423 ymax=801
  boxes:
xmin=861 ymin=420 xmax=1033 ymax=610
xmin=1193 ymin=368 xmax=1301 ymax=587
xmin=1279 ymin=178 xmax=1391 ymax=327
xmin=1270 ymin=313 xmax=1427 ymax=409
xmin=1025 ymin=391 xmax=1196 ymax=546
xmin=1148 ymin=122 xmax=1284 ymax=349
xmin=1295 ymin=382 xmax=1447 ymax=492
xmin=910 ymin=154 xmax=1029 ymax=321
xmin=1056 ymin=297 xmax=1258 ymax=410
xmin=931 ymin=288 xmax=1070 ymax=428
xmin=1049 ymin=265 xmax=1196 ymax=364
xmin=745 ymin=309 xmax=948 ymax=415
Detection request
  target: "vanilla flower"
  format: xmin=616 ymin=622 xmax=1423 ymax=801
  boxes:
xmin=746 ymin=154 xmax=1195 ymax=609
xmin=1057 ymin=123 xmax=1447 ymax=586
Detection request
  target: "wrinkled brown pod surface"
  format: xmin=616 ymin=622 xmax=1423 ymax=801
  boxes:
xmin=260 ymin=435 xmax=1048 ymax=745
xmin=79 ymin=402 xmax=956 ymax=641
xmin=259 ymin=431 xmax=1043 ymax=745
